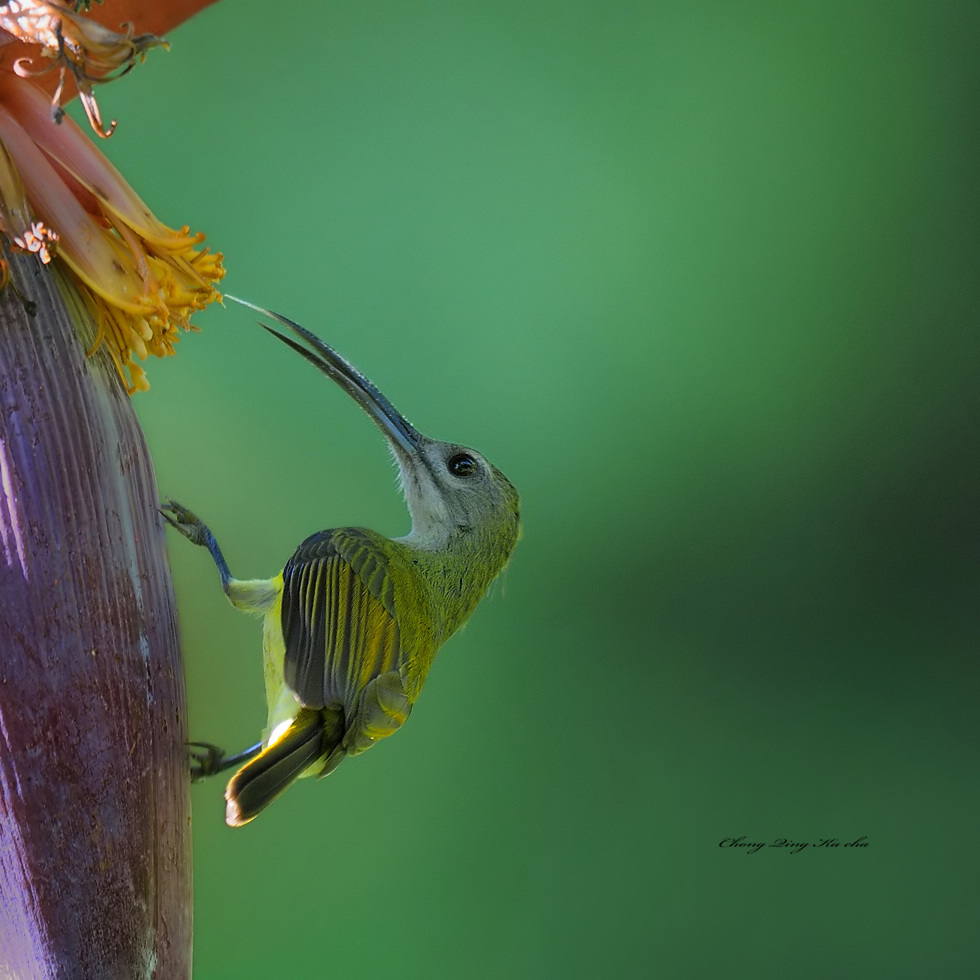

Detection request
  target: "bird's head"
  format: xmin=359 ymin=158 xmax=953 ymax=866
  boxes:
xmin=228 ymin=298 xmax=521 ymax=565
xmin=399 ymin=437 xmax=521 ymax=555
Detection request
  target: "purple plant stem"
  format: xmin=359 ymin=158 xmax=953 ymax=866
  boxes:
xmin=0 ymin=252 xmax=191 ymax=977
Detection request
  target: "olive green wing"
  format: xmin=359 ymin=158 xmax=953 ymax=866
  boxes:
xmin=280 ymin=528 xmax=403 ymax=717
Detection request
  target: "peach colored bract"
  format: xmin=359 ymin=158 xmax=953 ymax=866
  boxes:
xmin=0 ymin=0 xmax=222 ymax=391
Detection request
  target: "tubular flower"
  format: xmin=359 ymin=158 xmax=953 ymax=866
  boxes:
xmin=0 ymin=3 xmax=222 ymax=392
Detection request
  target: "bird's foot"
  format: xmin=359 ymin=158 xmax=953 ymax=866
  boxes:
xmin=188 ymin=740 xmax=263 ymax=781
xmin=160 ymin=499 xmax=211 ymax=547
xmin=188 ymin=741 xmax=229 ymax=781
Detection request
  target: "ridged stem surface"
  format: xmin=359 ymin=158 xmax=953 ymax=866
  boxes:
xmin=0 ymin=252 xmax=190 ymax=977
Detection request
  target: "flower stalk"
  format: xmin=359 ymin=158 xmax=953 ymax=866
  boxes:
xmin=0 ymin=249 xmax=191 ymax=977
xmin=0 ymin=0 xmax=222 ymax=973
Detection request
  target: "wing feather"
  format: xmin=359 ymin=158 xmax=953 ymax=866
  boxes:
xmin=281 ymin=529 xmax=401 ymax=711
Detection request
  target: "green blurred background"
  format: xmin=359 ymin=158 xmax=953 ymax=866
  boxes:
xmin=97 ymin=0 xmax=978 ymax=976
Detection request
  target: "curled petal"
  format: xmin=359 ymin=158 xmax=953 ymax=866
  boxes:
xmin=0 ymin=1 xmax=168 ymax=136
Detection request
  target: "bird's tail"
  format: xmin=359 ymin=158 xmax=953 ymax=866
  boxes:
xmin=224 ymin=708 xmax=343 ymax=826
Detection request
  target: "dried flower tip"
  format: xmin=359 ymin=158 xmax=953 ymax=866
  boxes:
xmin=0 ymin=1 xmax=168 ymax=137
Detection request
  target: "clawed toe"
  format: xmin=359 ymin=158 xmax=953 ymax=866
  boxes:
xmin=187 ymin=740 xmax=263 ymax=782
xmin=160 ymin=499 xmax=209 ymax=546
xmin=187 ymin=741 xmax=227 ymax=781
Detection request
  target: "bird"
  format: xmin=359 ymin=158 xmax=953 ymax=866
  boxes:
xmin=161 ymin=298 xmax=521 ymax=826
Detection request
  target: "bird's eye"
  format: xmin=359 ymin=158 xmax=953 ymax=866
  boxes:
xmin=447 ymin=452 xmax=478 ymax=478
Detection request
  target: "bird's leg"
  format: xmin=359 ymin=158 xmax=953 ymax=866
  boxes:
xmin=160 ymin=499 xmax=278 ymax=612
xmin=160 ymin=499 xmax=234 ymax=592
xmin=188 ymin=741 xmax=262 ymax=781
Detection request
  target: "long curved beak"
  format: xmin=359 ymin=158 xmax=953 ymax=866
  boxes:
xmin=226 ymin=296 xmax=422 ymax=456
